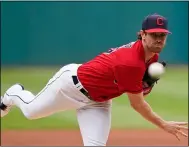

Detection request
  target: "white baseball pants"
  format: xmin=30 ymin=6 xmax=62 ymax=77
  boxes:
xmin=5 ymin=63 xmax=112 ymax=146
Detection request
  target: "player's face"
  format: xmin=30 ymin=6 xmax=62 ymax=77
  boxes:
xmin=142 ymin=32 xmax=168 ymax=53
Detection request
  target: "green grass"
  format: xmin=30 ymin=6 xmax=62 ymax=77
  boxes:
xmin=1 ymin=66 xmax=188 ymax=130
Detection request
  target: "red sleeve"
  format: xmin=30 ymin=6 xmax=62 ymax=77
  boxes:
xmin=113 ymin=65 xmax=144 ymax=94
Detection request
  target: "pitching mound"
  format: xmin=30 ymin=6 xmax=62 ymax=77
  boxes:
xmin=1 ymin=129 xmax=188 ymax=146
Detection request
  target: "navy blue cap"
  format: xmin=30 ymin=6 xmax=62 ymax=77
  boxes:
xmin=142 ymin=13 xmax=171 ymax=34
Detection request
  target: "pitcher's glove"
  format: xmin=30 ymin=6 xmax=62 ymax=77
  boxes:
xmin=142 ymin=61 xmax=166 ymax=95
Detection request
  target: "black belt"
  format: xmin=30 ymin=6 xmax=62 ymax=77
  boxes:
xmin=72 ymin=76 xmax=93 ymax=100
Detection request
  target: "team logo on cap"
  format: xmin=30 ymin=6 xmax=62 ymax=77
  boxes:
xmin=156 ymin=17 xmax=164 ymax=26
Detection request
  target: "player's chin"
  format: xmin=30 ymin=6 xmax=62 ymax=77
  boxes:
xmin=151 ymin=47 xmax=162 ymax=53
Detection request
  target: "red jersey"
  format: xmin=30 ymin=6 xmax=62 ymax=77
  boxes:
xmin=77 ymin=40 xmax=158 ymax=102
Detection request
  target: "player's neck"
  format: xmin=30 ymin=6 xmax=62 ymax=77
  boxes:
xmin=142 ymin=41 xmax=155 ymax=63
xmin=144 ymin=51 xmax=155 ymax=63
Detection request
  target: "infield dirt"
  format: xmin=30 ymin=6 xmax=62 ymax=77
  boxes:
xmin=1 ymin=129 xmax=188 ymax=146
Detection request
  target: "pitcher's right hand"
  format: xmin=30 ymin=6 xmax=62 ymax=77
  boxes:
xmin=161 ymin=121 xmax=188 ymax=141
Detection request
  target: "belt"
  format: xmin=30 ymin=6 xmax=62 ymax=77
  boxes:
xmin=72 ymin=76 xmax=93 ymax=100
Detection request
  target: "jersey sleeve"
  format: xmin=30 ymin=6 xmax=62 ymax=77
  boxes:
xmin=113 ymin=65 xmax=144 ymax=94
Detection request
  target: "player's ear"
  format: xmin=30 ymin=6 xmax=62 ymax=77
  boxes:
xmin=140 ymin=30 xmax=146 ymax=39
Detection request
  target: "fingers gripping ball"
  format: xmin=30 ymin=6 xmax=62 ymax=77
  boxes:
xmin=148 ymin=62 xmax=165 ymax=79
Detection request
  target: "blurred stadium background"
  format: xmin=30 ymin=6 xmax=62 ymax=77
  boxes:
xmin=1 ymin=1 xmax=188 ymax=133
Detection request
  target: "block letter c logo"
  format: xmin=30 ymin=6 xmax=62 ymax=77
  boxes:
xmin=156 ymin=17 xmax=164 ymax=26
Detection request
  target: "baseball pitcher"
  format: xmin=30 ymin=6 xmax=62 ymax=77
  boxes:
xmin=1 ymin=13 xmax=188 ymax=146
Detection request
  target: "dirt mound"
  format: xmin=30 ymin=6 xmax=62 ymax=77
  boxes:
xmin=1 ymin=129 xmax=188 ymax=146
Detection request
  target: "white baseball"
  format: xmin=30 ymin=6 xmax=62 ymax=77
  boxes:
xmin=148 ymin=62 xmax=165 ymax=78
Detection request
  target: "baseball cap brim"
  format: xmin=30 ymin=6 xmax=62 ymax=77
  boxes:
xmin=145 ymin=28 xmax=172 ymax=34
